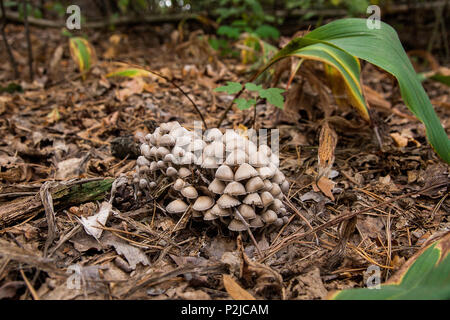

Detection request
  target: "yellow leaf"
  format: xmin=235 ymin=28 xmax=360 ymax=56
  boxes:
xmin=69 ymin=37 xmax=96 ymax=80
xmin=222 ymin=274 xmax=256 ymax=300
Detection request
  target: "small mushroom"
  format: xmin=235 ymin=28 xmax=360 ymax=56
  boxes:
xmin=263 ymin=179 xmax=273 ymax=191
xmin=203 ymin=209 xmax=218 ymax=221
xmin=273 ymin=218 xmax=284 ymax=228
xmin=178 ymin=167 xmax=191 ymax=178
xmin=149 ymin=146 xmax=158 ymax=158
xmin=223 ymin=181 xmax=246 ymax=196
xmin=260 ymin=191 xmax=274 ymax=207
xmin=245 ymin=176 xmax=265 ymax=193
xmin=208 ymin=178 xmax=226 ymax=194
xmin=140 ymin=144 xmax=151 ymax=158
xmin=234 ymin=163 xmax=258 ymax=181
xmin=249 ymin=216 xmax=264 ymax=228
xmin=257 ymin=166 xmax=275 ymax=179
xmin=269 ymin=183 xmax=282 ymax=197
xmin=210 ymin=204 xmax=231 ymax=217
xmin=166 ymin=167 xmax=178 ymax=177
xmin=243 ymin=193 xmax=263 ymax=206
xmin=259 ymin=144 xmax=272 ymax=157
xmin=157 ymin=147 xmax=170 ymax=158
xmin=248 ymin=150 xmax=270 ymax=167
xmin=188 ymin=139 xmax=206 ymax=152
xmin=225 ymin=150 xmax=247 ymax=166
xmin=181 ymin=186 xmax=198 ymax=199
xmin=203 ymin=141 xmax=224 ymax=158
xmin=149 ymin=161 xmax=158 ymax=172
xmin=237 ymin=204 xmax=256 ymax=220
xmin=166 ymin=199 xmax=188 ymax=214
xmin=164 ymin=153 xmax=176 ymax=163
xmin=137 ymin=156 xmax=150 ymax=167
xmin=281 ymin=180 xmax=290 ymax=194
xmin=261 ymin=209 xmax=277 ymax=224
xmin=217 ymin=194 xmax=241 ymax=209
xmin=160 ymin=134 xmax=176 ymax=147
xmin=173 ymin=178 xmax=185 ymax=191
xmin=204 ymin=128 xmax=223 ymax=142
xmin=201 ymin=156 xmax=219 ymax=169
xmin=192 ymin=196 xmax=215 ymax=211
xmin=228 ymin=219 xmax=247 ymax=232
xmin=215 ymin=164 xmax=234 ymax=181
xmin=272 ymin=169 xmax=285 ymax=184
xmin=180 ymin=152 xmax=196 ymax=165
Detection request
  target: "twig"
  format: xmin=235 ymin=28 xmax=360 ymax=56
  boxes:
xmin=20 ymin=268 xmax=39 ymax=300
xmin=22 ymin=0 xmax=33 ymax=82
xmin=233 ymin=208 xmax=262 ymax=258
xmin=0 ymin=0 xmax=18 ymax=78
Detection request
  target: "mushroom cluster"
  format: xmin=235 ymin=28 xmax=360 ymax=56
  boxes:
xmin=133 ymin=121 xmax=290 ymax=232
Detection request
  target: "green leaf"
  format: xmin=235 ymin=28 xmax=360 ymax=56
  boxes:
xmin=217 ymin=25 xmax=241 ymax=40
xmin=214 ymin=82 xmax=243 ymax=94
xmin=245 ymin=83 xmax=263 ymax=93
xmin=331 ymin=232 xmax=450 ymax=300
xmin=69 ymin=37 xmax=96 ymax=80
xmin=259 ymin=88 xmax=285 ymax=109
xmin=255 ymin=25 xmax=280 ymax=40
xmin=255 ymin=18 xmax=450 ymax=163
xmin=234 ymin=98 xmax=256 ymax=110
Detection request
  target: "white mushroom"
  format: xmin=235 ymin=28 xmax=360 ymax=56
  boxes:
xmin=215 ymin=164 xmax=234 ymax=181
xmin=208 ymin=178 xmax=226 ymax=194
xmin=223 ymin=181 xmax=246 ymax=196
xmin=192 ymin=196 xmax=215 ymax=211
xmin=217 ymin=194 xmax=240 ymax=209
xmin=166 ymin=199 xmax=188 ymax=214
xmin=234 ymin=163 xmax=258 ymax=181
xmin=181 ymin=186 xmax=198 ymax=199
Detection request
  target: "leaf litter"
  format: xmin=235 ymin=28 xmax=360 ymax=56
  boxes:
xmin=0 ymin=23 xmax=448 ymax=300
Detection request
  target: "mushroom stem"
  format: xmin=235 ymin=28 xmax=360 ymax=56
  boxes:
xmin=233 ymin=208 xmax=262 ymax=258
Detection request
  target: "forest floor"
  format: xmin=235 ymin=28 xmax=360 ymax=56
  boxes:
xmin=0 ymin=23 xmax=449 ymax=300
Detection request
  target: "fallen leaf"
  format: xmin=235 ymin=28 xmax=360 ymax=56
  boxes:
xmin=222 ymin=274 xmax=256 ymax=300
xmin=78 ymin=202 xmax=112 ymax=240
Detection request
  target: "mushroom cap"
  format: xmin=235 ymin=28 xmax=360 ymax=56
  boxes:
xmin=257 ymin=166 xmax=275 ymax=179
xmin=270 ymin=198 xmax=284 ymax=211
xmin=140 ymin=144 xmax=151 ymax=158
xmin=180 ymin=152 xmax=196 ymax=165
xmin=160 ymin=134 xmax=176 ymax=147
xmin=237 ymin=204 xmax=256 ymax=220
xmin=243 ymin=193 xmax=263 ymax=206
xmin=149 ymin=161 xmax=158 ymax=172
xmin=260 ymin=191 xmax=274 ymax=207
xmin=166 ymin=199 xmax=189 ymax=214
xmin=249 ymin=216 xmax=264 ymax=228
xmin=192 ymin=196 xmax=215 ymax=211
xmin=281 ymin=180 xmax=290 ymax=194
xmin=263 ymin=179 xmax=273 ymax=191
xmin=169 ymin=126 xmax=187 ymax=138
xmin=245 ymin=176 xmax=265 ymax=193
xmin=147 ymin=133 xmax=157 ymax=145
xmin=188 ymin=139 xmax=206 ymax=152
xmin=164 ymin=153 xmax=176 ymax=163
xmin=203 ymin=141 xmax=224 ymax=158
xmin=201 ymin=156 xmax=219 ymax=169
xmin=173 ymin=178 xmax=185 ymax=191
xmin=149 ymin=146 xmax=158 ymax=158
xmin=225 ymin=137 xmax=246 ymax=152
xmin=269 ymin=183 xmax=282 ymax=197
xmin=203 ymin=209 xmax=218 ymax=221
xmin=248 ymin=150 xmax=270 ymax=167
xmin=228 ymin=219 xmax=247 ymax=232
xmin=210 ymin=204 xmax=231 ymax=216
xmin=157 ymin=160 xmax=166 ymax=169
xmin=217 ymin=194 xmax=241 ymax=209
xmin=208 ymin=178 xmax=226 ymax=194
xmin=181 ymin=186 xmax=198 ymax=199
xmin=157 ymin=147 xmax=170 ymax=158
xmin=261 ymin=209 xmax=278 ymax=224
xmin=137 ymin=156 xmax=151 ymax=167
xmin=139 ymin=178 xmax=148 ymax=189
xmin=176 ymin=135 xmax=193 ymax=147
xmin=215 ymin=164 xmax=234 ymax=181
xmin=274 ymin=218 xmax=284 ymax=227
xmin=259 ymin=144 xmax=272 ymax=157
xmin=171 ymin=146 xmax=185 ymax=158
xmin=225 ymin=150 xmax=248 ymax=166
xmin=192 ymin=210 xmax=203 ymax=218
xmin=223 ymin=181 xmax=246 ymax=196
xmin=205 ymin=128 xmax=223 ymax=142
xmin=166 ymin=166 xmax=178 ymax=177
xmin=178 ymin=167 xmax=191 ymax=178
xmin=234 ymin=163 xmax=258 ymax=181
xmin=272 ymin=169 xmax=285 ymax=184
xmin=159 ymin=122 xmax=171 ymax=134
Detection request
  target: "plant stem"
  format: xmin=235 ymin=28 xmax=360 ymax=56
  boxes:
xmin=22 ymin=0 xmax=33 ymax=82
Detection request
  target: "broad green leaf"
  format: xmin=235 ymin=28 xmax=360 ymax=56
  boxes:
xmin=217 ymin=25 xmax=241 ymax=40
xmin=69 ymin=37 xmax=96 ymax=80
xmin=214 ymin=82 xmax=243 ymax=94
xmin=259 ymin=87 xmax=285 ymax=109
xmin=330 ymin=232 xmax=450 ymax=300
xmin=234 ymin=98 xmax=256 ymax=110
xmin=255 ymin=18 xmax=450 ymax=163
xmin=245 ymin=83 xmax=263 ymax=93
xmin=255 ymin=24 xmax=280 ymax=40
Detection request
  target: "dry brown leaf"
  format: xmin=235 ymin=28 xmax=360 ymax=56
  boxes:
xmin=222 ymin=274 xmax=256 ymax=300
xmin=314 ymin=176 xmax=335 ymax=201
xmin=318 ymin=121 xmax=337 ymax=178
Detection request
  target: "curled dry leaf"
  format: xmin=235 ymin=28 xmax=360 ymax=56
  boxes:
xmin=222 ymin=274 xmax=256 ymax=300
xmin=78 ymin=202 xmax=112 ymax=240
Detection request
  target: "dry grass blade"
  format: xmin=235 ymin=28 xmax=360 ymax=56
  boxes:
xmin=222 ymin=274 xmax=256 ymax=300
